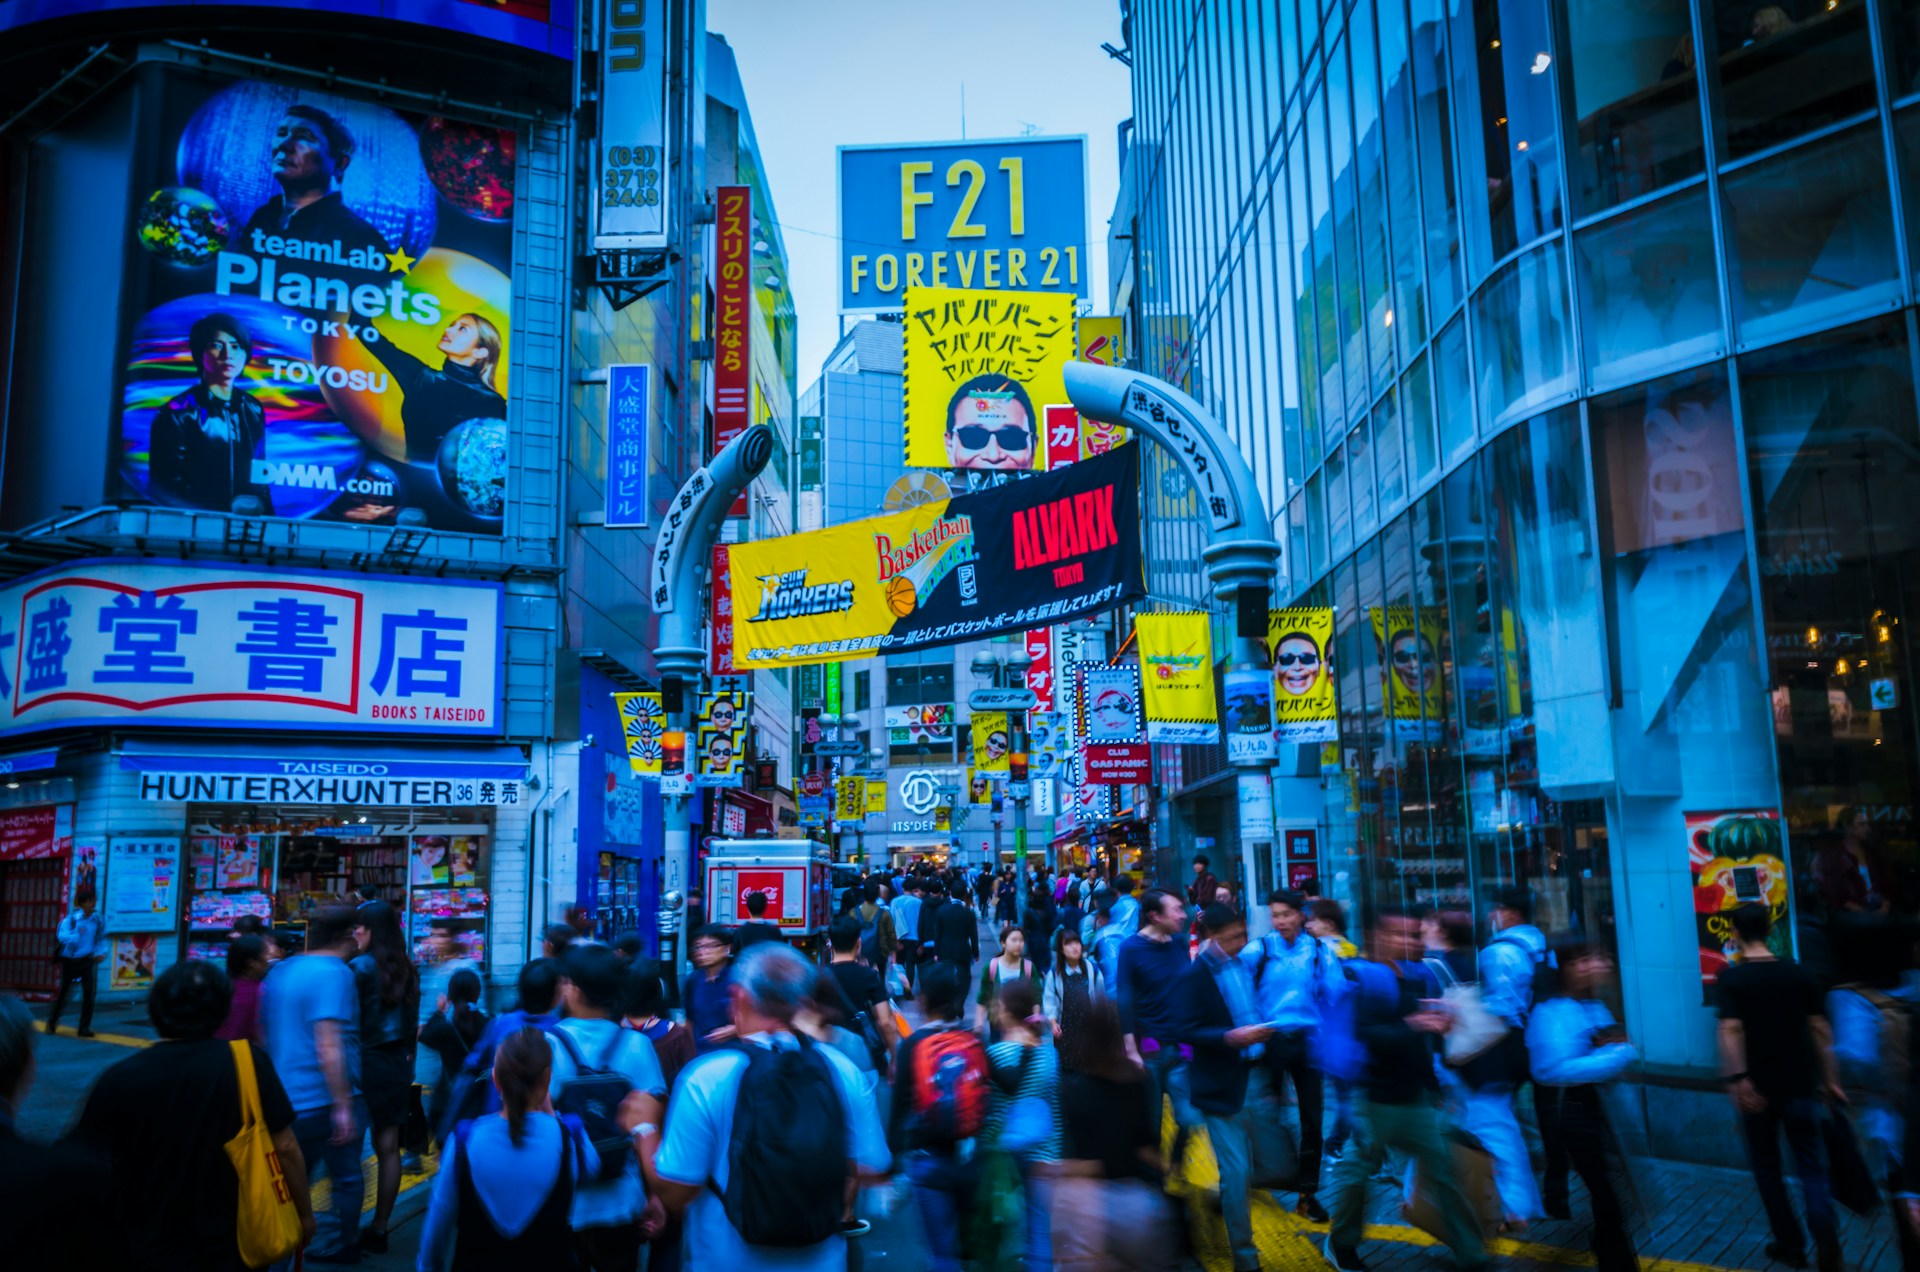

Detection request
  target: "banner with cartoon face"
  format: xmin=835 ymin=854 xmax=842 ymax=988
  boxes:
xmin=1267 ymin=607 xmax=1337 ymax=744
xmin=117 ymin=74 xmax=516 ymax=533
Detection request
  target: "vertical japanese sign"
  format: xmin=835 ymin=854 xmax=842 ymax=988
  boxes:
xmin=613 ymin=690 xmax=665 ymax=777
xmin=902 ymin=286 xmax=1076 ymax=471
xmin=594 ymin=0 xmax=669 ymax=250
xmin=835 ymin=774 xmax=865 ymax=822
xmin=694 ymin=689 xmax=748 ymax=788
xmin=1025 ymin=628 xmax=1055 ymax=711
xmin=1077 ymin=316 xmax=1129 ymax=456
xmin=709 ymin=545 xmax=737 ymax=675
xmin=1268 ymin=607 xmax=1338 ymax=744
xmin=605 ymin=364 xmax=650 ymax=528
xmin=1137 ymin=612 xmax=1219 ymax=743
xmin=1044 ymin=404 xmax=1082 ymax=471
xmin=0 ymin=561 xmax=503 ymax=736
xmin=713 ymin=185 xmax=752 ymax=516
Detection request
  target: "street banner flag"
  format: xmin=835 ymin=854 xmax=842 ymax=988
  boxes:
xmin=694 ymin=690 xmax=749 ymax=787
xmin=972 ymin=711 xmax=1011 ymax=774
xmin=726 ymin=443 xmax=1143 ymax=668
xmin=902 ymin=286 xmax=1075 ymax=471
xmin=1370 ymin=606 xmax=1444 ymax=742
xmin=1076 ymin=315 xmax=1129 ymax=457
xmin=835 ymin=775 xmax=864 ymax=822
xmin=614 ymin=691 xmax=665 ymax=778
xmin=1137 ymin=612 xmax=1219 ymax=744
xmin=1267 ymin=608 xmax=1338 ymax=744
xmin=1077 ymin=662 xmax=1143 ymax=742
xmin=864 ymin=778 xmax=887 ymax=816
xmin=1224 ymin=667 xmax=1277 ymax=763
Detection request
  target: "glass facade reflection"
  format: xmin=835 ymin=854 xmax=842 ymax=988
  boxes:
xmin=1123 ymin=0 xmax=1920 ymax=1082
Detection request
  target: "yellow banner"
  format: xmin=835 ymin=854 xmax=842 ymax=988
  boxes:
xmin=903 ymin=286 xmax=1076 ymax=471
xmin=1370 ymin=607 xmax=1444 ymax=730
xmin=613 ymin=691 xmax=664 ymax=777
xmin=1267 ymin=609 xmax=1337 ymax=744
xmin=835 ymin=775 xmax=865 ymax=821
xmin=1136 ymin=612 xmax=1218 ymax=743
xmin=864 ymin=778 xmax=887 ymax=816
xmin=971 ymin=710 xmax=1011 ymax=773
xmin=968 ymin=768 xmax=995 ymax=804
xmin=1077 ymin=315 xmax=1129 ymax=457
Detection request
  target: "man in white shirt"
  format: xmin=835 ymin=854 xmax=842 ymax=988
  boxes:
xmin=639 ymin=941 xmax=889 ymax=1270
xmin=47 ymin=889 xmax=106 ymax=1037
xmin=889 ymin=878 xmax=924 ymax=992
xmin=1242 ymin=888 xmax=1336 ymax=1222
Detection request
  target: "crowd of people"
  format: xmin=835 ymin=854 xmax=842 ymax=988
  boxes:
xmin=2 ymin=852 xmax=1916 ymax=1271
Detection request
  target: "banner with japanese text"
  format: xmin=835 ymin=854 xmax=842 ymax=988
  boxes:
xmin=1267 ymin=607 xmax=1337 ymax=744
xmin=1076 ymin=315 xmax=1129 ymax=457
xmin=902 ymin=286 xmax=1076 ymax=471
xmin=0 ymin=560 xmax=503 ymax=737
xmin=712 ymin=184 xmax=752 ymax=516
xmin=1137 ymin=612 xmax=1219 ymax=743
xmin=1025 ymin=628 xmax=1055 ymax=710
xmin=613 ymin=691 xmax=665 ymax=777
xmin=725 ymin=443 xmax=1143 ymax=667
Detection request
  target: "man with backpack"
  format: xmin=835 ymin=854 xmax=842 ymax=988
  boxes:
xmin=1246 ymin=888 xmax=1336 ymax=1222
xmin=546 ymin=944 xmax=669 ymax=1272
xmin=889 ymin=960 xmax=990 ymax=1272
xmin=643 ymin=941 xmax=889 ymax=1268
xmin=855 ymin=881 xmax=897 ymax=973
xmin=1322 ymin=908 xmax=1487 ymax=1272
xmin=891 ymin=878 xmax=924 ymax=993
xmin=1470 ymin=888 xmax=1547 ymax=1228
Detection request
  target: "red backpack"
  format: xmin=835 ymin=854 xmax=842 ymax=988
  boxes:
xmin=907 ymin=1026 xmax=990 ymax=1142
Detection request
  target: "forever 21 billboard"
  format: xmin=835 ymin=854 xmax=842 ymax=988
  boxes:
xmin=115 ymin=74 xmax=518 ymax=534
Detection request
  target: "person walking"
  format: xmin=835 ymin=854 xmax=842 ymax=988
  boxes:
xmin=1187 ymin=855 xmax=1221 ymax=911
xmin=1116 ymin=890 xmax=1196 ymax=1173
xmin=1321 ymin=908 xmax=1487 ymax=1272
xmin=1468 ymin=887 xmax=1548 ymax=1230
xmin=930 ymin=879 xmax=982 ymax=978
xmin=987 ymin=979 xmax=1062 ymax=1272
xmin=641 ymin=942 xmax=891 ymax=1268
xmin=350 ymin=901 xmax=419 ymax=1255
xmin=1527 ymin=941 xmax=1638 ymax=1271
xmin=977 ymin=927 xmax=1035 ymax=1040
xmin=1718 ymin=903 xmax=1847 ymax=1272
xmin=1182 ymin=904 xmax=1278 ymax=1272
xmin=415 ymin=1025 xmax=597 ymax=1271
xmin=546 ymin=944 xmax=670 ymax=1272
xmin=995 ymin=869 xmax=1019 ymax=929
xmin=1110 ymin=875 xmax=1142 ymax=935
xmin=1052 ymin=996 xmax=1179 ymax=1272
xmin=623 ymin=961 xmax=693 ymax=1272
xmin=216 ymin=934 xmax=272 ymax=1045
xmin=1042 ymin=927 xmax=1104 ymax=1072
xmin=855 ymin=881 xmax=897 ymax=974
xmin=1022 ymin=883 xmax=1057 ymax=963
xmin=891 ymin=878 xmax=925 ymax=993
xmin=1246 ymin=888 xmax=1335 ymax=1222
xmin=46 ymin=888 xmax=105 ymax=1037
xmin=75 ymin=959 xmax=316 ymax=1270
xmin=420 ymin=968 xmax=490 ymax=1138
xmin=261 ymin=904 xmax=365 ymax=1264
xmin=890 ymin=961 xmax=992 ymax=1272
xmin=685 ymin=926 xmax=736 ymax=1051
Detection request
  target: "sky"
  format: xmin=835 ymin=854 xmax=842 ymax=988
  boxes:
xmin=706 ymin=0 xmax=1133 ymax=384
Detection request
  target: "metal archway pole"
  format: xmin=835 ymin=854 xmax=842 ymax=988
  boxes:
xmin=1063 ymin=363 xmax=1284 ymax=935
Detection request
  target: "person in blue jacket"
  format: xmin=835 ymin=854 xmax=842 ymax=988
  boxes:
xmin=1526 ymin=940 xmax=1638 ymax=1272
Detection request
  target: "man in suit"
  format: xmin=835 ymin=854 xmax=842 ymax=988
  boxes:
xmin=1181 ymin=903 xmax=1278 ymax=1272
xmin=926 ymin=879 xmax=980 ymax=979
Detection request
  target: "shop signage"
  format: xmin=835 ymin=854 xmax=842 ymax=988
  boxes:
xmin=837 ymin=136 xmax=1088 ymax=312
xmin=649 ymin=464 xmax=712 ymax=612
xmin=1025 ymin=629 xmax=1055 ymax=710
xmin=815 ymin=740 xmax=863 ymax=757
xmin=968 ymin=687 xmax=1036 ymax=711
xmin=1083 ymin=743 xmax=1149 ymax=785
xmin=594 ymin=0 xmax=670 ymax=251
xmin=0 ymin=561 xmax=503 ymax=738
xmin=800 ymin=770 xmax=828 ymax=798
xmin=725 ymin=444 xmax=1143 ymax=667
xmin=1077 ymin=317 xmax=1131 ymax=456
xmin=713 ymin=186 xmax=753 ymax=483
xmin=0 ymin=748 xmax=58 ymax=777
xmin=605 ymin=364 xmax=650 ymax=528
xmin=0 ymin=804 xmax=71 ymax=861
xmin=124 ymin=750 xmax=528 ymax=807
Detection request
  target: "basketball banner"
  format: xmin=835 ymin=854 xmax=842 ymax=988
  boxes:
xmin=725 ymin=444 xmax=1143 ymax=668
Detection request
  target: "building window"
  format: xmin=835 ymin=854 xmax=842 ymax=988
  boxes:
xmin=1450 ymin=0 xmax=1563 ymax=278
xmin=1574 ymin=184 xmax=1723 ymax=388
xmin=1471 ymin=237 xmax=1574 ymax=433
xmin=1564 ymin=0 xmax=1704 ymax=216
xmin=1708 ymin=0 xmax=1875 ymax=162
xmin=853 ymin=670 xmax=871 ymax=712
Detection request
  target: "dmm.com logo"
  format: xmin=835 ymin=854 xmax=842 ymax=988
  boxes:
xmin=250 ymin=460 xmax=397 ymax=496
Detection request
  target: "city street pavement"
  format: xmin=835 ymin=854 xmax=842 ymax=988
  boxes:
xmin=19 ymin=936 xmax=1913 ymax=1271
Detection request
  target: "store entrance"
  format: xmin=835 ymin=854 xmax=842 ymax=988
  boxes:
xmin=0 ymin=856 xmax=66 ymax=997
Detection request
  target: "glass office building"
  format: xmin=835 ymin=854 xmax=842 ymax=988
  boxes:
xmin=1122 ymin=0 xmax=1920 ymax=1109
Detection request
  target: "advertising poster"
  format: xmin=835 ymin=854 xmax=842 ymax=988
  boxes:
xmin=448 ymin=837 xmax=483 ymax=885
xmin=614 ymin=691 xmax=665 ymax=778
xmin=864 ymin=778 xmax=887 ymax=816
xmin=0 ymin=804 xmax=72 ymax=861
xmin=1688 ymin=808 xmax=1791 ymax=998
xmin=967 ymin=768 xmax=998 ymax=805
xmin=1224 ymin=667 xmax=1276 ymax=763
xmin=694 ymin=690 xmax=749 ymax=789
xmin=191 ymin=839 xmax=217 ymax=890
xmin=1370 ymin=607 xmax=1445 ymax=741
xmin=1026 ymin=711 xmax=1069 ymax=780
xmin=117 ymin=75 xmax=517 ymax=533
xmin=105 ymin=838 xmax=181 ymax=933
xmin=886 ymin=704 xmax=954 ymax=745
xmin=1084 ymin=742 xmax=1150 ymax=785
xmin=0 ymin=561 xmax=505 ymax=738
xmin=902 ymin=286 xmax=1076 ymax=471
xmin=726 ymin=444 xmax=1143 ymax=667
xmin=217 ymin=834 xmax=260 ymax=889
xmin=1077 ymin=315 xmax=1130 ymax=456
xmin=837 ymin=136 xmax=1088 ymax=312
xmin=1079 ymin=663 xmax=1143 ymax=742
xmin=1268 ymin=608 xmax=1338 ymax=744
xmin=110 ymin=935 xmax=159 ymax=992
xmin=971 ymin=711 xmax=1012 ymax=774
xmin=1137 ymin=613 xmax=1219 ymax=744
xmin=412 ymin=835 xmax=452 ymax=884
xmin=594 ymin=0 xmax=668 ymax=248
xmin=835 ymin=775 xmax=865 ymax=822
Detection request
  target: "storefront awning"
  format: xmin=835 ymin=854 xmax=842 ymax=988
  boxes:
xmin=0 ymin=747 xmax=59 ymax=779
xmin=117 ymin=739 xmax=529 ymax=807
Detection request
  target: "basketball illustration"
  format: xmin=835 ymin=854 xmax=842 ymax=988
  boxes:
xmin=886 ymin=576 xmax=917 ymax=616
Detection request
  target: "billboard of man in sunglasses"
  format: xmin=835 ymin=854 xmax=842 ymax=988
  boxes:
xmin=943 ymin=374 xmax=1039 ymax=470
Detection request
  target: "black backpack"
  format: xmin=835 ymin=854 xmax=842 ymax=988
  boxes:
xmin=552 ymin=1027 xmax=636 ymax=1182
xmin=721 ymin=1034 xmax=850 ymax=1247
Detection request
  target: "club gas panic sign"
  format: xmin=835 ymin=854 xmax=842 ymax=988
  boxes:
xmin=838 ymin=136 xmax=1088 ymax=313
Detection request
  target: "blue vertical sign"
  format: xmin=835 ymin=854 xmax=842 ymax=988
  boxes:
xmin=606 ymin=364 xmax=650 ymax=528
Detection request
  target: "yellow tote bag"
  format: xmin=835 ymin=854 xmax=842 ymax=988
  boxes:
xmin=224 ymin=1040 xmax=304 ymax=1268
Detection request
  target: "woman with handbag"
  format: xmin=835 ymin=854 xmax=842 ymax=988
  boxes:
xmin=416 ymin=1026 xmax=600 ymax=1270
xmin=1526 ymin=941 xmax=1639 ymax=1271
xmin=981 ymin=979 xmax=1061 ymax=1272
